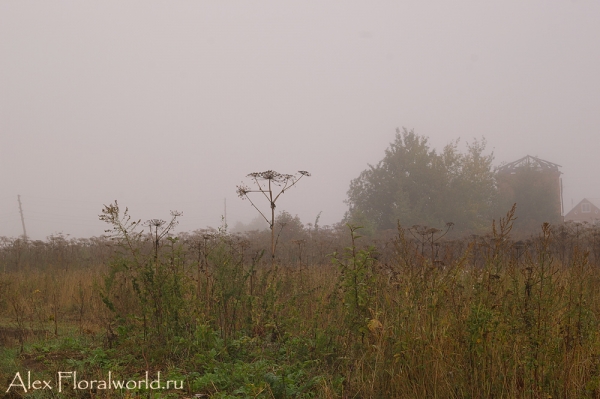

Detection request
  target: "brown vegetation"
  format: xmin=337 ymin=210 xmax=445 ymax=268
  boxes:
xmin=2 ymin=206 xmax=600 ymax=397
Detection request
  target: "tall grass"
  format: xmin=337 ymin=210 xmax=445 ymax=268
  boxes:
xmin=3 ymin=210 xmax=600 ymax=397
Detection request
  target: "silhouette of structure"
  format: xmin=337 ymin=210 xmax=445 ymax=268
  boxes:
xmin=564 ymin=198 xmax=600 ymax=225
xmin=496 ymin=155 xmax=563 ymax=229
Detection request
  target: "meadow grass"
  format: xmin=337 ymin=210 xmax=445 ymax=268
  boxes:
xmin=2 ymin=220 xmax=600 ymax=398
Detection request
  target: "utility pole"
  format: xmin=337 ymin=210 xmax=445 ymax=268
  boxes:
xmin=17 ymin=195 xmax=28 ymax=241
xmin=560 ymin=178 xmax=564 ymax=220
xmin=224 ymin=198 xmax=227 ymax=227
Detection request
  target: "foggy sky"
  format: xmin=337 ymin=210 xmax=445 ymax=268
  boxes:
xmin=1 ymin=1 xmax=599 ymax=240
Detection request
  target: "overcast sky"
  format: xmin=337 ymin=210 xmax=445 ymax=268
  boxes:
xmin=1 ymin=1 xmax=599 ymax=240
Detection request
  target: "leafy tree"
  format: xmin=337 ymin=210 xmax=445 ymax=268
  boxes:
xmin=346 ymin=128 xmax=495 ymax=232
xmin=445 ymin=137 xmax=497 ymax=231
xmin=272 ymin=210 xmax=306 ymax=243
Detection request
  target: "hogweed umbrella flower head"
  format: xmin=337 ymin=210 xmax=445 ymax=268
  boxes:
xmin=236 ymin=184 xmax=251 ymax=198
xmin=146 ymin=219 xmax=166 ymax=228
xmin=145 ymin=213 xmax=182 ymax=261
xmin=247 ymin=170 xmax=295 ymax=185
xmin=236 ymin=169 xmax=311 ymax=264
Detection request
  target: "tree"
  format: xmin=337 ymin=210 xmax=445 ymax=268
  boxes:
xmin=346 ymin=128 xmax=495 ymax=233
xmin=273 ymin=210 xmax=306 ymax=244
xmin=444 ymin=137 xmax=497 ymax=231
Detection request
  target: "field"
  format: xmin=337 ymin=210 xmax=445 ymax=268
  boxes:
xmin=2 ymin=207 xmax=600 ymax=398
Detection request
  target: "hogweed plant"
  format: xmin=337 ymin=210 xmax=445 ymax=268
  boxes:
xmin=99 ymin=201 xmax=187 ymax=345
xmin=144 ymin=212 xmax=182 ymax=264
xmin=237 ymin=170 xmax=310 ymax=264
xmin=408 ymin=222 xmax=454 ymax=264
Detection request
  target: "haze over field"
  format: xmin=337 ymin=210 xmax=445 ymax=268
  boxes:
xmin=1 ymin=1 xmax=599 ymax=240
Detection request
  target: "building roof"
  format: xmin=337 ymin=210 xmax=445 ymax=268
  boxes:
xmin=584 ymin=198 xmax=600 ymax=209
xmin=497 ymin=155 xmax=562 ymax=174
xmin=565 ymin=198 xmax=600 ymax=216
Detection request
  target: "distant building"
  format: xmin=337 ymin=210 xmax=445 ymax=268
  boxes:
xmin=496 ymin=155 xmax=563 ymax=229
xmin=564 ymin=198 xmax=600 ymax=224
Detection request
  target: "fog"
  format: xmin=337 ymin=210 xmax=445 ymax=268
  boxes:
xmin=1 ymin=1 xmax=599 ymax=240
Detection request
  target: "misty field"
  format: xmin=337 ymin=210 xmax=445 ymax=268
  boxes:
xmin=2 ymin=208 xmax=600 ymax=398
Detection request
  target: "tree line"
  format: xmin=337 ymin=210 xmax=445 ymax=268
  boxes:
xmin=345 ymin=128 xmax=559 ymax=234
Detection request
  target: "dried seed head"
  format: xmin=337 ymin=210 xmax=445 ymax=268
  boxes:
xmin=236 ymin=184 xmax=250 ymax=198
xmin=247 ymin=170 xmax=295 ymax=183
xmin=146 ymin=219 xmax=166 ymax=227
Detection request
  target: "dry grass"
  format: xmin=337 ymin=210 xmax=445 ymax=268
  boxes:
xmin=3 ymin=221 xmax=600 ymax=398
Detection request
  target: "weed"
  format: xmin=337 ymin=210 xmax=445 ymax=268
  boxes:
xmin=237 ymin=170 xmax=310 ymax=264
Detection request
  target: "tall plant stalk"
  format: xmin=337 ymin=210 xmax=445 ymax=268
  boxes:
xmin=237 ymin=170 xmax=310 ymax=265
